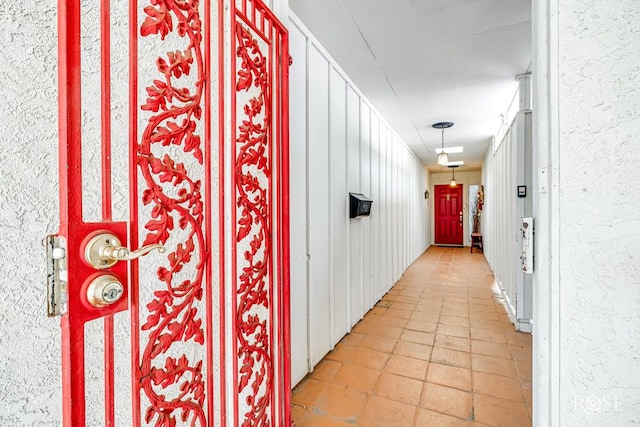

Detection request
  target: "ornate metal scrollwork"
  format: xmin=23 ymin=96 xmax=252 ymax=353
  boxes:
xmin=138 ymin=0 xmax=207 ymax=425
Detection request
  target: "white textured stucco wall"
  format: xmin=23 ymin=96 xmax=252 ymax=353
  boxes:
xmin=0 ymin=2 xmax=62 ymax=424
xmin=559 ymin=1 xmax=640 ymax=424
xmin=534 ymin=0 xmax=640 ymax=425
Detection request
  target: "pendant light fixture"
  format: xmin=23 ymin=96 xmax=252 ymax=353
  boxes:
xmin=449 ymin=165 xmax=458 ymax=187
xmin=433 ymin=121 xmax=454 ymax=166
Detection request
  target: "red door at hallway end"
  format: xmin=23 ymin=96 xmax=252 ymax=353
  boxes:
xmin=435 ymin=184 xmax=464 ymax=246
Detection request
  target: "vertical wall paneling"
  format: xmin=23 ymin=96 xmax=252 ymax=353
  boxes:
xmin=389 ymin=128 xmax=395 ymax=287
xmin=481 ymin=78 xmax=533 ymax=332
xmin=346 ymin=86 xmax=361 ymax=327
xmin=390 ymin=135 xmax=396 ymax=281
xmin=288 ymin=14 xmax=429 ymax=384
xmin=423 ymin=167 xmax=431 ymax=248
xmin=329 ymin=68 xmax=348 ymax=342
xmin=417 ymin=163 xmax=423 ymax=257
xmin=400 ymin=146 xmax=404 ymax=271
xmin=400 ymin=139 xmax=405 ymax=278
xmin=370 ymin=114 xmax=381 ymax=302
xmin=405 ymin=154 xmax=409 ymax=266
xmin=394 ymin=136 xmax=401 ymax=281
xmin=417 ymin=162 xmax=424 ymax=258
xmin=391 ymin=136 xmax=398 ymax=282
xmin=307 ymin=45 xmax=331 ymax=366
xmin=413 ymin=161 xmax=417 ymax=259
xmin=404 ymin=150 xmax=409 ymax=267
xmin=481 ymin=153 xmax=492 ymax=261
xmin=415 ymin=158 xmax=420 ymax=257
xmin=399 ymin=147 xmax=404 ymax=270
xmin=381 ymin=125 xmax=389 ymax=292
xmin=287 ymin=23 xmax=309 ymax=383
xmin=379 ymin=125 xmax=388 ymax=293
xmin=404 ymin=150 xmax=410 ymax=268
xmin=360 ymin=102 xmax=372 ymax=312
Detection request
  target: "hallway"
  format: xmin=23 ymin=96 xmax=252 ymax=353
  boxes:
xmin=291 ymin=247 xmax=532 ymax=426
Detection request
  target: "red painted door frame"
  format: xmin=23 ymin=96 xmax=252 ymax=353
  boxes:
xmin=434 ymin=184 xmax=464 ymax=246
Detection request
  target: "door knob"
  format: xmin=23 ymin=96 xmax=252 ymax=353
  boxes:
xmin=86 ymin=274 xmax=124 ymax=307
xmin=84 ymin=232 xmax=166 ymax=269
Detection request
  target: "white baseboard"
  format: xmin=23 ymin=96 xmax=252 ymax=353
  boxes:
xmin=492 ymin=279 xmax=532 ymax=334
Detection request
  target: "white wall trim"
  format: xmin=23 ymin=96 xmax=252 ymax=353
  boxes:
xmin=303 ymin=33 xmax=313 ymax=373
xmin=532 ymin=0 xmax=561 ymax=425
xmin=495 ymin=278 xmax=533 ymax=334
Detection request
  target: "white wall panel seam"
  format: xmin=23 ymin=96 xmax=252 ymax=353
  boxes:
xmin=303 ymin=33 xmax=312 ymax=372
xmin=287 ymin=20 xmax=311 ymax=383
xmin=344 ymin=82 xmax=351 ymax=330
xmin=327 ymin=63 xmax=335 ymax=348
xmin=358 ymin=97 xmax=364 ymax=320
xmin=306 ymin=42 xmax=332 ymax=366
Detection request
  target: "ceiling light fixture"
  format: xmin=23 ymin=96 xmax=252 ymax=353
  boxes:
xmin=433 ymin=121 xmax=454 ymax=166
xmin=446 ymin=160 xmax=465 ymax=167
xmin=435 ymin=146 xmax=464 ymax=155
xmin=449 ymin=165 xmax=458 ymax=187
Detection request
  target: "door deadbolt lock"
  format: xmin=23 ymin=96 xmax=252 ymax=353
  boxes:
xmin=86 ymin=274 xmax=124 ymax=307
xmin=84 ymin=232 xmax=165 ymax=269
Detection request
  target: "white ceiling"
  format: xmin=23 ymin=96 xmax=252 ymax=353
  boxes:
xmin=289 ymin=0 xmax=532 ymax=171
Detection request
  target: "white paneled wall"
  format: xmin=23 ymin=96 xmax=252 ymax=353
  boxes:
xmin=484 ymin=125 xmax=518 ymax=308
xmin=481 ymin=75 xmax=533 ymax=332
xmin=481 ymin=107 xmax=533 ymax=332
xmin=288 ymin=14 xmax=429 ymax=386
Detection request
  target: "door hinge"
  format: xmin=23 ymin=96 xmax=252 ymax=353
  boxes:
xmin=45 ymin=235 xmax=68 ymax=317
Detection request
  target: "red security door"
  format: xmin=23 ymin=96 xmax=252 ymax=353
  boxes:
xmin=50 ymin=1 xmax=290 ymax=426
xmin=434 ymin=184 xmax=464 ymax=246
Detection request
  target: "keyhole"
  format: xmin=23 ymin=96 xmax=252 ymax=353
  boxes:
xmin=86 ymin=275 xmax=124 ymax=307
xmin=104 ymin=288 xmax=119 ymax=301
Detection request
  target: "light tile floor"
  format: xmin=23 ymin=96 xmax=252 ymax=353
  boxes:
xmin=292 ymin=246 xmax=532 ymax=427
